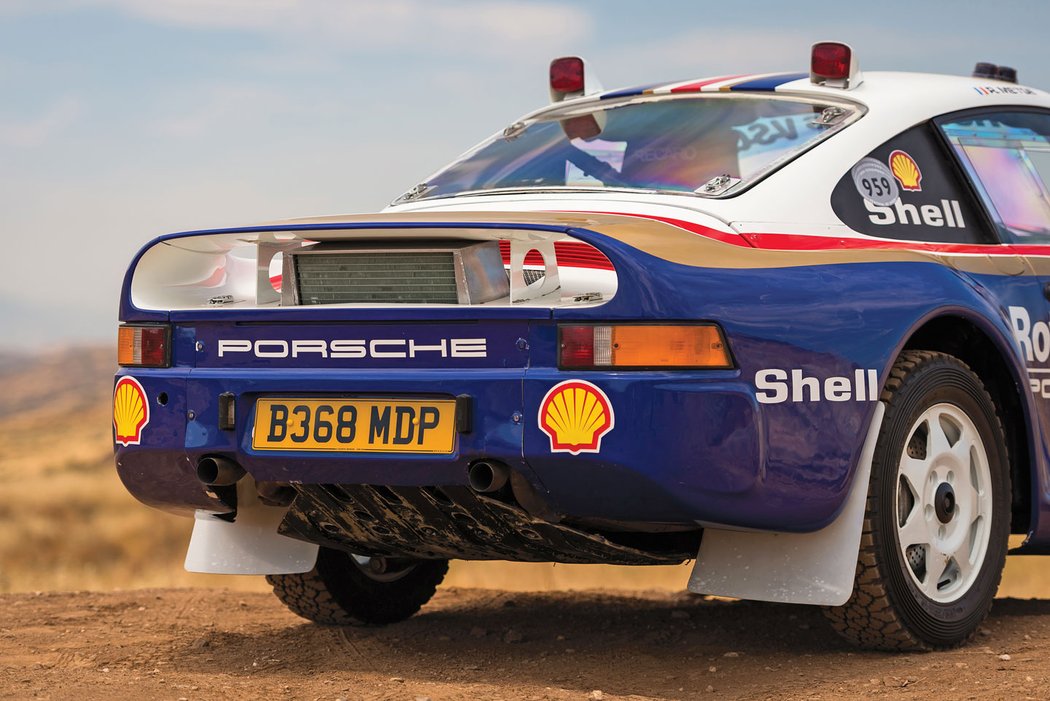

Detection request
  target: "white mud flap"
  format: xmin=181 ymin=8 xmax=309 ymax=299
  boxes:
xmin=688 ymin=402 xmax=885 ymax=606
xmin=185 ymin=478 xmax=318 ymax=575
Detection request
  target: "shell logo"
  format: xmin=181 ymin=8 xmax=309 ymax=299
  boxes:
xmin=888 ymin=150 xmax=922 ymax=191
xmin=114 ymin=376 xmax=150 ymax=447
xmin=538 ymin=380 xmax=614 ymax=455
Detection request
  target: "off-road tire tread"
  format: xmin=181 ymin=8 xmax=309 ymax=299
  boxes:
xmin=267 ymin=549 xmax=448 ymax=626
xmin=823 ymin=350 xmax=1008 ymax=651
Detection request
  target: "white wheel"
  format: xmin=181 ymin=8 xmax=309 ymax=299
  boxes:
xmin=825 ymin=350 xmax=1010 ymax=650
xmin=895 ymin=403 xmax=993 ymax=603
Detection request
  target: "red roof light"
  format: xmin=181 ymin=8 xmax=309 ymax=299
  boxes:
xmin=550 ymin=56 xmax=585 ymax=95
xmin=809 ymin=41 xmax=861 ymax=89
xmin=811 ymin=42 xmax=851 ymax=81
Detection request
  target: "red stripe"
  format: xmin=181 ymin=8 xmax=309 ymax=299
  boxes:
xmin=498 ymin=240 xmax=614 ymax=270
xmin=669 ymin=74 xmax=747 ymax=94
xmin=560 ymin=210 xmax=1050 ymax=257
xmin=276 ymin=223 xmax=1048 ymax=282
xmin=741 ymin=233 xmax=1050 ymax=256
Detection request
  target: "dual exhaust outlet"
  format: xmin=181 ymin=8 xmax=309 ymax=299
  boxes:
xmin=196 ymin=455 xmax=510 ymax=494
xmin=195 ymin=456 xmax=245 ymax=486
xmin=467 ymin=460 xmax=510 ymax=494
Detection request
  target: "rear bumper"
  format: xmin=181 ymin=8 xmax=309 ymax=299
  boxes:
xmin=114 ymin=366 xmax=840 ymax=532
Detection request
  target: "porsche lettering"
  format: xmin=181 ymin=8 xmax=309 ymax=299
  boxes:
xmin=216 ymin=338 xmax=488 ymax=359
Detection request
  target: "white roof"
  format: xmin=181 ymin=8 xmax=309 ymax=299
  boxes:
xmin=386 ymin=71 xmax=1050 ymax=237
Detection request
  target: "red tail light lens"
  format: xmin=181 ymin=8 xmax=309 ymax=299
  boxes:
xmin=550 ymin=56 xmax=585 ymax=94
xmin=118 ymin=325 xmax=171 ymax=367
xmin=811 ymin=42 xmax=851 ymax=82
xmin=559 ymin=324 xmax=595 ymax=368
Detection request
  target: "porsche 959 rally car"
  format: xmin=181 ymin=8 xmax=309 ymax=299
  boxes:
xmin=114 ymin=42 xmax=1050 ymax=650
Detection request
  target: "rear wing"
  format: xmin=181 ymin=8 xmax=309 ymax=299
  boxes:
xmin=122 ymin=220 xmax=619 ymax=319
xmin=119 ymin=211 xmax=752 ymax=322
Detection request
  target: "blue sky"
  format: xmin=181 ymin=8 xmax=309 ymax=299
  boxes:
xmin=2 ymin=0 xmax=1048 ymax=348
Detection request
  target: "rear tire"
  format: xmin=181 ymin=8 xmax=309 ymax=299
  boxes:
xmin=824 ymin=351 xmax=1010 ymax=650
xmin=267 ymin=547 xmax=448 ymax=626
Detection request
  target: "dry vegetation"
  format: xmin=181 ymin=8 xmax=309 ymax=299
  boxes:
xmin=1 ymin=345 xmax=1049 ymax=599
xmin=0 ymin=347 xmax=197 ymax=592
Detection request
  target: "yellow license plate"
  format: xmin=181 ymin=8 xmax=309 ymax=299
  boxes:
xmin=252 ymin=398 xmax=456 ymax=453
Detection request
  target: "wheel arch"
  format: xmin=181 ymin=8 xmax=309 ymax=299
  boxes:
xmin=899 ymin=310 xmax=1034 ymax=535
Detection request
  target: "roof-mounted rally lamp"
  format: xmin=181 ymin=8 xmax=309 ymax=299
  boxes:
xmin=973 ymin=62 xmax=1019 ymax=83
xmin=810 ymin=41 xmax=863 ymax=90
xmin=549 ymin=56 xmax=604 ymax=103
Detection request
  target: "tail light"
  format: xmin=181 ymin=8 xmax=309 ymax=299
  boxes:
xmin=559 ymin=324 xmax=732 ymax=369
xmin=118 ymin=324 xmax=171 ymax=367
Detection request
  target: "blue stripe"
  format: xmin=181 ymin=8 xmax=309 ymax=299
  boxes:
xmin=728 ymin=72 xmax=808 ymax=91
xmin=598 ymin=83 xmax=665 ymax=100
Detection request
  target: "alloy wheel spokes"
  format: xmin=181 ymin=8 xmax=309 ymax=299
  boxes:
xmin=895 ymin=403 xmax=993 ymax=603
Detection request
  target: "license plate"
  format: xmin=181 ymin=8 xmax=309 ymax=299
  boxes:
xmin=252 ymin=398 xmax=456 ymax=453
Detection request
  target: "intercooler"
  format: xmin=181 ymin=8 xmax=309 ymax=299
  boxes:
xmin=281 ymin=240 xmax=510 ymax=306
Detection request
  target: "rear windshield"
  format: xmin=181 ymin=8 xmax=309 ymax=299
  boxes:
xmin=402 ymin=94 xmax=860 ymax=201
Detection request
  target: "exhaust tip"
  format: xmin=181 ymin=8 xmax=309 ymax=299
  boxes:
xmin=468 ymin=460 xmax=510 ymax=493
xmin=196 ymin=456 xmax=246 ymax=486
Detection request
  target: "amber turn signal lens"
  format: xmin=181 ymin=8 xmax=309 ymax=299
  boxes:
xmin=611 ymin=325 xmax=730 ymax=368
xmin=559 ymin=324 xmax=731 ymax=369
xmin=118 ymin=325 xmax=170 ymax=367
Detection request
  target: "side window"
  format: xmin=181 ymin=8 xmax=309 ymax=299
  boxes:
xmin=937 ymin=111 xmax=1050 ymax=243
xmin=831 ymin=124 xmax=989 ymax=243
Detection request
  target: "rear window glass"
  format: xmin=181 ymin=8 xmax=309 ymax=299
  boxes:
xmin=938 ymin=112 xmax=1050 ymax=242
xmin=401 ymin=95 xmax=860 ymax=202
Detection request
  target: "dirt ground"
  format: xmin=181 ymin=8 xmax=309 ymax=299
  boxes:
xmin=5 ymin=348 xmax=1050 ymax=699
xmin=2 ymin=587 xmax=1048 ymax=701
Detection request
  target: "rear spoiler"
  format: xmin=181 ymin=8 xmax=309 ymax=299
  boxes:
xmin=120 ymin=221 xmax=614 ymax=320
xmin=119 ymin=211 xmax=749 ymax=322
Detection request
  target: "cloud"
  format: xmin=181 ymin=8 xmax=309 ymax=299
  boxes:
xmin=0 ymin=97 xmax=81 ymax=147
xmin=608 ymin=26 xmax=968 ymax=82
xmin=153 ymin=84 xmax=289 ymax=138
xmin=601 ymin=28 xmax=835 ymax=83
xmin=20 ymin=0 xmax=592 ymax=58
